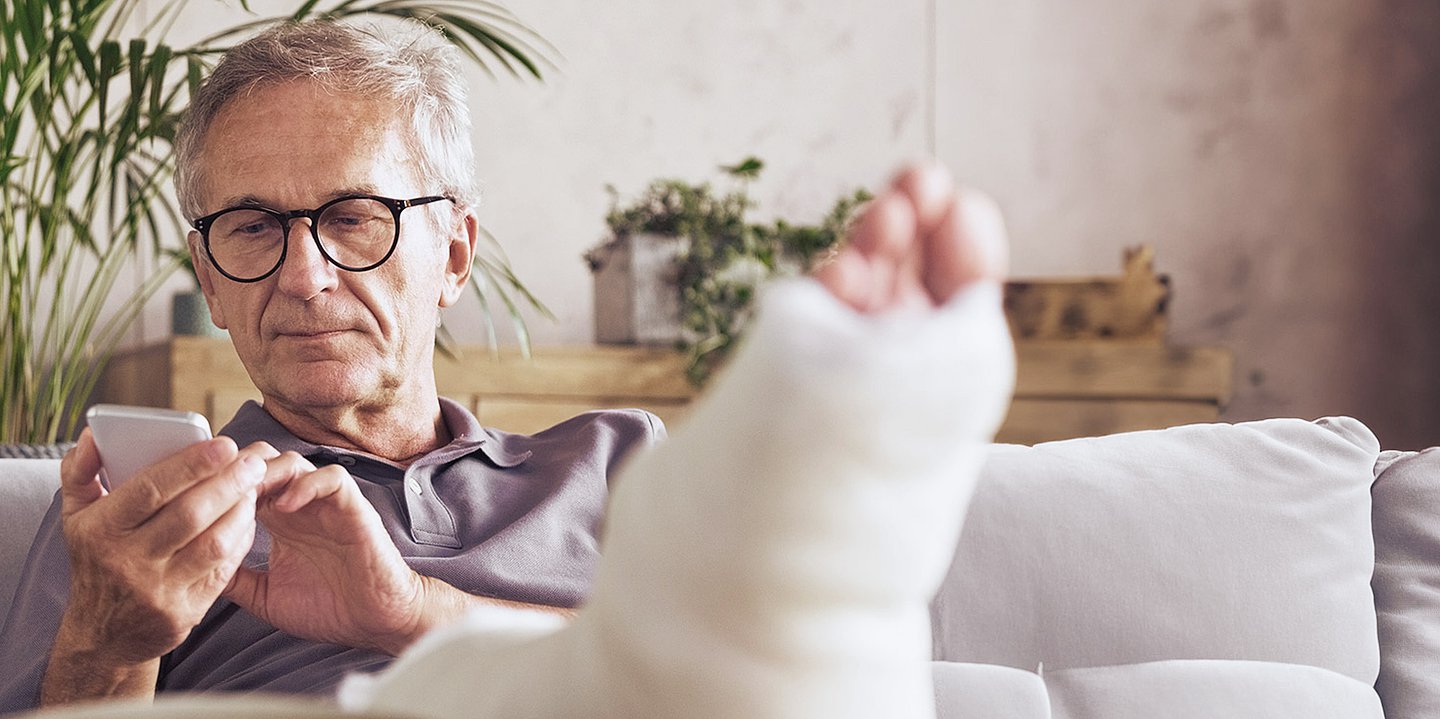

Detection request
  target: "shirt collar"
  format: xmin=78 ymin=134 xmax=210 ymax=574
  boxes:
xmin=217 ymin=398 xmax=530 ymax=468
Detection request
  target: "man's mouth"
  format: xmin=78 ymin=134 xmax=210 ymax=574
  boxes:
xmin=276 ymin=329 xmax=350 ymax=340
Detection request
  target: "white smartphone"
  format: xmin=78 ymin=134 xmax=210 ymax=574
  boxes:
xmin=85 ymin=404 xmax=213 ymax=489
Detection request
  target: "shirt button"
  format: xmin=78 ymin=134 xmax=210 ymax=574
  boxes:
xmin=407 ymin=478 xmax=423 ymax=496
xmin=338 ymin=456 xmax=357 ymax=467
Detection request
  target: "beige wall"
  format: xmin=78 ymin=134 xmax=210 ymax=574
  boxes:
xmin=938 ymin=0 xmax=1440 ymax=448
xmin=133 ymin=0 xmax=1440 ymax=448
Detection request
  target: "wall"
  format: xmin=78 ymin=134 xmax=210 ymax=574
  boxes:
xmin=130 ymin=0 xmax=1440 ymax=448
xmin=939 ymin=0 xmax=1440 ymax=448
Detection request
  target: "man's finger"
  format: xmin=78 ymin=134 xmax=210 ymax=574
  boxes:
xmin=256 ymin=451 xmax=320 ymax=499
xmin=106 ymin=437 xmax=240 ymax=529
xmin=269 ymin=464 xmax=350 ymax=514
xmin=172 ymin=487 xmax=259 ymax=588
xmin=135 ymin=453 xmax=266 ymax=558
xmin=241 ymin=441 xmax=282 ymax=463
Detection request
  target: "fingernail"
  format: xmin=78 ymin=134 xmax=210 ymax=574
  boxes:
xmin=278 ymin=493 xmax=300 ymax=513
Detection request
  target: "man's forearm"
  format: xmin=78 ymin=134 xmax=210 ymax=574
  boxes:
xmin=460 ymin=590 xmax=577 ymax=622
xmin=39 ymin=619 xmax=159 ymax=706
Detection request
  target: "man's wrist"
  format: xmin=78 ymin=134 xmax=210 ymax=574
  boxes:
xmin=41 ymin=620 xmax=160 ymax=706
xmin=383 ymin=574 xmax=465 ymax=656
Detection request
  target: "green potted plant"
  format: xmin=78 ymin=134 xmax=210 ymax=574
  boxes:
xmin=588 ymin=158 xmax=870 ymax=386
xmin=1 ymin=0 xmax=553 ymax=445
xmin=169 ymin=253 xmax=227 ymax=339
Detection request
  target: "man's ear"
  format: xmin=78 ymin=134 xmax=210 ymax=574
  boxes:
xmin=187 ymin=230 xmax=229 ymax=330
xmin=439 ymin=207 xmax=478 ymax=309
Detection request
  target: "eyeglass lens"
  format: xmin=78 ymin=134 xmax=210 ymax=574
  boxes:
xmin=207 ymin=198 xmax=396 ymax=280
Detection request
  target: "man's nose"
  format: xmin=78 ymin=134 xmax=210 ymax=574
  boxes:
xmin=275 ymin=218 xmax=339 ymax=299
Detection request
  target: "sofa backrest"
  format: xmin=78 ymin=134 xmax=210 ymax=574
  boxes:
xmin=929 ymin=416 xmax=1440 ymax=719
xmin=933 ymin=416 xmax=1381 ymax=682
xmin=0 ymin=459 xmax=61 ymax=620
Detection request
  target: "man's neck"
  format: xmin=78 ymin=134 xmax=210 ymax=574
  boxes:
xmin=261 ymin=393 xmax=452 ymax=465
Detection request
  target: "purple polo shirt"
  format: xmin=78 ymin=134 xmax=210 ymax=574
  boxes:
xmin=0 ymin=399 xmax=662 ymax=712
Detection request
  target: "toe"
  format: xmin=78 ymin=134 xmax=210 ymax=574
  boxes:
xmin=851 ymin=192 xmax=917 ymax=262
xmin=813 ymin=250 xmax=874 ymax=312
xmin=820 ymin=191 xmax=918 ymax=312
xmin=923 ymin=189 xmax=1009 ymax=302
xmin=894 ymin=162 xmax=957 ymax=237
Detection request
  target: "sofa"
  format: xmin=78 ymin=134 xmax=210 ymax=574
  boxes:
xmin=1 ymin=415 xmax=1436 ymax=718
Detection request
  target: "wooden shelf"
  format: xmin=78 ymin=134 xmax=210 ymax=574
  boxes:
xmin=96 ymin=336 xmax=1231 ymax=445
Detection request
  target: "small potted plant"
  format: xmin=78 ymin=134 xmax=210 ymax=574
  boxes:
xmin=587 ymin=158 xmax=870 ymax=385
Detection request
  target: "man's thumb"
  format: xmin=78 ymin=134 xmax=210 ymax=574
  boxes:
xmin=58 ymin=429 xmax=106 ymax=512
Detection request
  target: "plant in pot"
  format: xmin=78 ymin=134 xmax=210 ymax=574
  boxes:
xmin=161 ymin=250 xmax=224 ymax=338
xmin=588 ymin=158 xmax=871 ymax=386
xmin=1 ymin=0 xmax=554 ymax=446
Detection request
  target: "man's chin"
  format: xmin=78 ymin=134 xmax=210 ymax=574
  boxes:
xmin=259 ymin=362 xmax=390 ymax=411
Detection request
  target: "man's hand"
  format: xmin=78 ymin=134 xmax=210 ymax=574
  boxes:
xmin=41 ymin=430 xmax=272 ymax=706
xmin=222 ymin=452 xmax=426 ymax=655
xmin=225 ymin=454 xmax=570 ymax=657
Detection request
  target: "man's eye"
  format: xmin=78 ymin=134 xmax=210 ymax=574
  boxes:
xmin=223 ymin=220 xmax=273 ymax=238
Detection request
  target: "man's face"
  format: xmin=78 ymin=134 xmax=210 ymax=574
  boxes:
xmin=188 ymin=79 xmax=472 ymax=413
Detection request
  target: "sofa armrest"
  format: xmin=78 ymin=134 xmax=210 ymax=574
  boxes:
xmin=0 ymin=459 xmax=61 ymax=620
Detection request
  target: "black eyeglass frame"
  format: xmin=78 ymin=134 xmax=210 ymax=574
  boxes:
xmin=192 ymin=194 xmax=454 ymax=283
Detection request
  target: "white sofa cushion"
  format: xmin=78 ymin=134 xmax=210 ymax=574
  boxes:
xmin=929 ymin=659 xmax=1383 ymax=719
xmin=932 ymin=417 xmax=1381 ymax=684
xmin=932 ymin=662 xmax=1049 ymax=719
xmin=1044 ymin=660 xmax=1384 ymax=719
xmin=0 ymin=459 xmax=60 ymax=619
xmin=1370 ymin=447 xmax=1440 ymax=719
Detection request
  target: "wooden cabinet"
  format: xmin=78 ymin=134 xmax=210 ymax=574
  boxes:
xmin=96 ymin=336 xmax=1232 ymax=445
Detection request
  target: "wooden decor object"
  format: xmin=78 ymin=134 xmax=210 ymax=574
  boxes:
xmin=1004 ymin=246 xmax=1170 ymax=342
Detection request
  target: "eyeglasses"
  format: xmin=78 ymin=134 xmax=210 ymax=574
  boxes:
xmin=192 ymin=194 xmax=454 ymax=283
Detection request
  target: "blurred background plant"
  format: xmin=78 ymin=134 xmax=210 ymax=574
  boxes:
xmin=1 ymin=0 xmax=554 ymax=444
xmin=596 ymin=157 xmax=871 ymax=385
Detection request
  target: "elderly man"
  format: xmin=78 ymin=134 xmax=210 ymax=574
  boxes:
xmin=0 ymin=19 xmax=658 ymax=709
xmin=0 ymin=17 xmax=1013 ymax=719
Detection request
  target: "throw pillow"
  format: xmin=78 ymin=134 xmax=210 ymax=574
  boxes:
xmin=931 ymin=417 xmax=1381 ymax=684
xmin=1044 ymin=659 xmax=1384 ymax=719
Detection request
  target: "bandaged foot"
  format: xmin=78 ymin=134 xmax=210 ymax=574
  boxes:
xmin=340 ymin=165 xmax=1016 ymax=719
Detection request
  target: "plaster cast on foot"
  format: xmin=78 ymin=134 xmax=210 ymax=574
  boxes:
xmin=338 ymin=277 xmax=1015 ymax=719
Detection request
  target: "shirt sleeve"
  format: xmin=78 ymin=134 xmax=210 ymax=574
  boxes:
xmin=0 ymin=494 xmax=70 ymax=713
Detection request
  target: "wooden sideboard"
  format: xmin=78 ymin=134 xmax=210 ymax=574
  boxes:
xmin=95 ymin=336 xmax=1232 ymax=445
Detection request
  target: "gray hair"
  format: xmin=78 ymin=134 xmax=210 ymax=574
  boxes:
xmin=173 ymin=19 xmax=478 ymax=221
